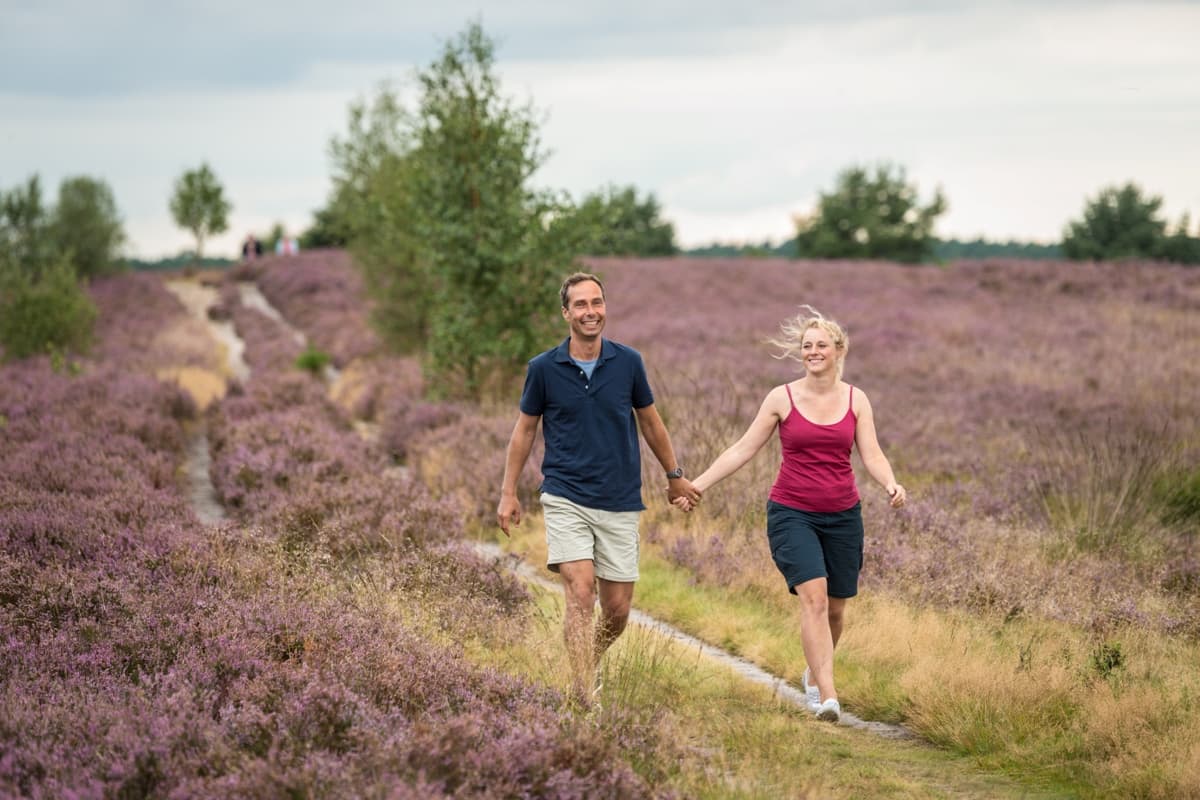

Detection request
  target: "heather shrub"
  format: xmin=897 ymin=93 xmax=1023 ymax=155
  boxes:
xmin=410 ymin=412 xmax=544 ymax=522
xmin=253 ymin=251 xmax=381 ymax=365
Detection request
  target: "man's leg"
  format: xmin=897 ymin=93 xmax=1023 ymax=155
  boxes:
xmin=558 ymin=559 xmax=598 ymax=702
xmin=596 ymin=578 xmax=634 ymax=656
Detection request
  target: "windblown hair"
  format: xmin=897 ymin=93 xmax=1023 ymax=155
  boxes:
xmin=768 ymin=305 xmax=850 ymax=379
xmin=560 ymin=272 xmax=605 ymax=309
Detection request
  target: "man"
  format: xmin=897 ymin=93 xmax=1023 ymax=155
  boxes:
xmin=497 ymin=271 xmax=701 ymax=706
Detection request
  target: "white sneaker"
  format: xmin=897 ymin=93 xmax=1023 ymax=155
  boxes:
xmin=803 ymin=668 xmax=820 ymax=710
xmin=814 ymin=698 xmax=841 ymax=723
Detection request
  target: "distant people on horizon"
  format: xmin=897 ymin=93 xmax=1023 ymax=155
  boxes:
xmin=241 ymin=233 xmax=263 ymax=260
xmin=275 ymin=233 xmax=299 ymax=256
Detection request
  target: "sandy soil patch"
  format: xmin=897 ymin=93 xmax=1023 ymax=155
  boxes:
xmin=157 ymin=366 xmax=227 ymax=412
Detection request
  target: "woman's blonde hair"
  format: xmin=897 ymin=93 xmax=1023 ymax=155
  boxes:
xmin=768 ymin=305 xmax=850 ymax=379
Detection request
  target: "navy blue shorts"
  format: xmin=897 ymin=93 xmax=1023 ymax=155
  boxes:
xmin=766 ymin=500 xmax=864 ymax=598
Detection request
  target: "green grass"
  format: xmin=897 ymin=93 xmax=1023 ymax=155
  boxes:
xmin=457 ymin=575 xmax=1063 ymax=799
xmin=475 ymin=523 xmax=1083 ymax=798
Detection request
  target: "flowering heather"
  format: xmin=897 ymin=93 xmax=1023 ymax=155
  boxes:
xmin=1 ymin=273 xmax=675 ymax=797
xmin=253 ymin=251 xmax=382 ymax=366
xmin=89 ymin=271 xmax=224 ymax=375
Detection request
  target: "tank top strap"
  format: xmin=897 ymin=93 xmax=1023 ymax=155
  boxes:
xmin=785 ymin=382 xmax=797 ymax=412
xmin=848 ymin=384 xmax=854 ymax=412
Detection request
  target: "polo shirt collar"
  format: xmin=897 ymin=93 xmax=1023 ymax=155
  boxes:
xmin=554 ymin=337 xmax=613 ymax=364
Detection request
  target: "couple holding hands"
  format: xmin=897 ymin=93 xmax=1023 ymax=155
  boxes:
xmin=498 ymin=272 xmax=906 ymax=722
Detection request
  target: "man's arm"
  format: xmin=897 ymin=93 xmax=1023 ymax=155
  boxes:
xmin=497 ymin=412 xmax=540 ymax=537
xmin=635 ymin=403 xmax=701 ymax=504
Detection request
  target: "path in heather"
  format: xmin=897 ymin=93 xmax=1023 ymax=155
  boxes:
xmin=164 ymin=274 xmax=910 ymax=739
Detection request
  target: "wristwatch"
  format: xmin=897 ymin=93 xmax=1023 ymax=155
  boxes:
xmin=665 ymin=466 xmax=684 ymax=480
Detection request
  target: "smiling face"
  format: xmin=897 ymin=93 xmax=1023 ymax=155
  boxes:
xmin=800 ymin=324 xmax=844 ymax=377
xmin=562 ymin=278 xmax=606 ymax=341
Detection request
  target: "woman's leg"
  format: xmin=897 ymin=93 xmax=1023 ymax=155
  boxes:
xmin=795 ymin=577 xmax=836 ymax=701
xmin=828 ymin=595 xmax=847 ymax=648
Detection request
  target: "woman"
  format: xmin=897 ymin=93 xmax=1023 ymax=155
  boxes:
xmin=674 ymin=306 xmax=906 ymax=723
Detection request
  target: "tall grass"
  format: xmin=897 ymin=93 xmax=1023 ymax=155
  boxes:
xmin=1034 ymin=420 xmax=1186 ymax=556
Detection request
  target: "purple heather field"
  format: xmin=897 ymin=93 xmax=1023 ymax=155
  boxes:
xmin=0 ymin=266 xmax=673 ymax=798
xmin=254 ymin=252 xmax=1200 ymax=638
xmin=4 ymin=250 xmax=1198 ymax=797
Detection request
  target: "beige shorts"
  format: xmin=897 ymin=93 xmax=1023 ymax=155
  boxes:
xmin=541 ymin=492 xmax=640 ymax=582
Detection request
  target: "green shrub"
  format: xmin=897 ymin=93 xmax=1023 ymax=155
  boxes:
xmin=295 ymin=346 xmax=332 ymax=375
xmin=1089 ymin=641 xmax=1125 ymax=681
xmin=0 ymin=258 xmax=96 ymax=360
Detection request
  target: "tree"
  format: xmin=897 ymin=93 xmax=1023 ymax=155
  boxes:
xmin=0 ymin=175 xmax=55 ymax=281
xmin=1161 ymin=214 xmax=1200 ymax=265
xmin=553 ymin=184 xmax=677 ymax=256
xmin=0 ymin=175 xmax=100 ymax=360
xmin=327 ymin=86 xmax=429 ymax=349
xmin=407 ymin=21 xmax=574 ymax=398
xmin=51 ymin=176 xmax=126 ymax=278
xmin=794 ymin=163 xmax=947 ymax=263
xmin=169 ymin=163 xmax=231 ymax=260
xmin=1061 ymin=182 xmax=1169 ymax=261
xmin=299 ymin=203 xmax=349 ymax=250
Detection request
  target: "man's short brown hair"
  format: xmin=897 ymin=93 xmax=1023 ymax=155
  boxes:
xmin=560 ymin=272 xmax=605 ymax=309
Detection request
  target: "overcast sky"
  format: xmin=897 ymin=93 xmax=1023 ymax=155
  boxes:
xmin=3 ymin=0 xmax=1198 ymax=258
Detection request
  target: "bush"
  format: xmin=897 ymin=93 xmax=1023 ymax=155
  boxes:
xmin=0 ymin=258 xmax=96 ymax=359
xmin=295 ymin=346 xmax=332 ymax=375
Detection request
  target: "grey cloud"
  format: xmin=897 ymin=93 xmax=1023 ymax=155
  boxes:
xmin=2 ymin=0 xmax=1113 ymax=96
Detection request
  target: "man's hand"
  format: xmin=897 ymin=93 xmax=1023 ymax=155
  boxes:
xmin=667 ymin=477 xmax=701 ymax=505
xmin=497 ymin=494 xmax=522 ymax=538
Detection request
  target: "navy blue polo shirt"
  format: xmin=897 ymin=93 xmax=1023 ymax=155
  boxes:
xmin=520 ymin=337 xmax=654 ymax=512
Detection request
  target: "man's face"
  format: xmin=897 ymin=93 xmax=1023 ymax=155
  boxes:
xmin=562 ymin=279 xmax=606 ymax=340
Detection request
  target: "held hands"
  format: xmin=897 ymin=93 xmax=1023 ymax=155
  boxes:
xmin=667 ymin=477 xmax=701 ymax=513
xmin=671 ymin=494 xmax=697 ymax=513
xmin=886 ymin=483 xmax=907 ymax=509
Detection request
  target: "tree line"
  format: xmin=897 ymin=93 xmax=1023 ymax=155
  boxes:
xmin=3 ymin=20 xmax=1197 ymax=374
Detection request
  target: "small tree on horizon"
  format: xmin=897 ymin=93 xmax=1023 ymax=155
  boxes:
xmin=794 ymin=163 xmax=946 ymax=263
xmin=552 ymin=184 xmax=677 ymax=256
xmin=1062 ymin=182 xmax=1168 ymax=262
xmin=169 ymin=163 xmax=231 ymax=261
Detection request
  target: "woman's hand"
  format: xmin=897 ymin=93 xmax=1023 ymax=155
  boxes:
xmin=670 ymin=493 xmax=697 ymax=513
xmin=886 ymin=483 xmax=907 ymax=508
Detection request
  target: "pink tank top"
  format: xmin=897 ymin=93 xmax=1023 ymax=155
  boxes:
xmin=768 ymin=383 xmax=860 ymax=513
